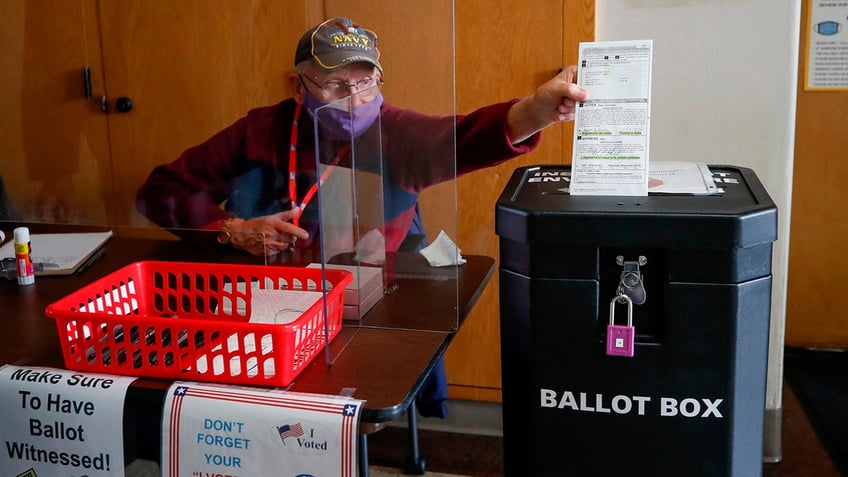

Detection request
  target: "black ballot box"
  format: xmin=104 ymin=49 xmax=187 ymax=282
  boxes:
xmin=495 ymin=165 xmax=778 ymax=477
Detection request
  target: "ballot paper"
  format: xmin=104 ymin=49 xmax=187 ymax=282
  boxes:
xmin=648 ymin=161 xmax=720 ymax=195
xmin=571 ymin=39 xmax=654 ymax=196
xmin=161 ymin=382 xmax=363 ymax=477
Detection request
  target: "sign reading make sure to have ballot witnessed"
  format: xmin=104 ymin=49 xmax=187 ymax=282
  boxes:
xmin=0 ymin=365 xmax=135 ymax=476
xmin=162 ymin=382 xmax=364 ymax=477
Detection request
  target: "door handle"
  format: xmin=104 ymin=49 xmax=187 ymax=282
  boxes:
xmin=115 ymin=97 xmax=133 ymax=113
xmin=96 ymin=96 xmax=133 ymax=113
xmin=82 ymin=68 xmax=133 ymax=114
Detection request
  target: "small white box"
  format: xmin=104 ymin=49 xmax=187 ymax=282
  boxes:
xmin=308 ymin=263 xmax=384 ymax=322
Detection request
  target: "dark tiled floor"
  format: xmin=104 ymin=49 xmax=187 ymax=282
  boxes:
xmin=763 ymin=383 xmax=841 ymax=477
xmin=369 ymin=382 xmax=841 ymax=476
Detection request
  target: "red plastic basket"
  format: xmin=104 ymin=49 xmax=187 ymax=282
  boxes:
xmin=45 ymin=261 xmax=352 ymax=387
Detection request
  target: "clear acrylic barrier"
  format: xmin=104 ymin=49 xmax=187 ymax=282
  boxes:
xmin=0 ymin=0 xmax=459 ymax=371
xmin=313 ymin=85 xmax=460 ymax=363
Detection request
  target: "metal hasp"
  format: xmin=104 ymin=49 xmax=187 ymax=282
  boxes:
xmin=616 ymin=255 xmax=647 ymax=305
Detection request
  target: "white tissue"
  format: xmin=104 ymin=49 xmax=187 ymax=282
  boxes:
xmin=354 ymin=228 xmax=386 ymax=265
xmin=419 ymin=230 xmax=467 ymax=267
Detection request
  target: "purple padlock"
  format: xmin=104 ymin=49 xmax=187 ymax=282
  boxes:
xmin=606 ymin=294 xmax=635 ymax=357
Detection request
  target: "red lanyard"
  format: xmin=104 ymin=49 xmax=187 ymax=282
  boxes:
xmin=288 ymin=103 xmax=348 ymax=227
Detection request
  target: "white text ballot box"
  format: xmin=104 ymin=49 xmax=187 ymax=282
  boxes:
xmin=162 ymin=382 xmax=364 ymax=477
xmin=0 ymin=365 xmax=135 ymax=476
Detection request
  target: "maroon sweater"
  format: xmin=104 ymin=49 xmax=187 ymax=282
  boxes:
xmin=136 ymin=98 xmax=540 ymax=251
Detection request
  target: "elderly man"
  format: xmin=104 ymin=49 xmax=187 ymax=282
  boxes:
xmin=136 ymin=17 xmax=587 ymax=419
xmin=136 ymin=17 xmax=587 ymax=256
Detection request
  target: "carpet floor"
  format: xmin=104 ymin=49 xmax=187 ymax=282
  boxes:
xmin=783 ymin=346 xmax=848 ymax=476
xmin=125 ymin=349 xmax=845 ymax=477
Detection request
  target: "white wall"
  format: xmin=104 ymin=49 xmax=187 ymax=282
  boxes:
xmin=596 ymin=0 xmax=801 ymax=454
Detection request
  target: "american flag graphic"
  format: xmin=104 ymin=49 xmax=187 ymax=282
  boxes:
xmin=165 ymin=383 xmax=361 ymax=477
xmin=277 ymin=422 xmax=305 ymax=443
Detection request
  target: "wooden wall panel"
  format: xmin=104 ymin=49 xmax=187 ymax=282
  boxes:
xmin=99 ymin=0 xmax=309 ymax=232
xmin=446 ymin=0 xmax=595 ymax=401
xmin=323 ymin=0 xmax=455 ymax=116
xmin=0 ymin=0 xmax=112 ymax=225
xmin=786 ymin=1 xmax=848 ymax=348
xmin=324 ymin=1 xmax=463 ymax=248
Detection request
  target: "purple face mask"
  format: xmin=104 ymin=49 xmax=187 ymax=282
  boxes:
xmin=302 ymin=92 xmax=383 ymax=141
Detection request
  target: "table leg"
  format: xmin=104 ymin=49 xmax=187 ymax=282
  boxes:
xmin=403 ymin=399 xmax=426 ymax=475
xmin=359 ymin=433 xmax=369 ymax=477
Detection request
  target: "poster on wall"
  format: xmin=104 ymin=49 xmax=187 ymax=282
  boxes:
xmin=806 ymin=0 xmax=848 ymax=90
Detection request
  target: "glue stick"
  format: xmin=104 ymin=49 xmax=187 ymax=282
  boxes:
xmin=13 ymin=227 xmax=35 ymax=285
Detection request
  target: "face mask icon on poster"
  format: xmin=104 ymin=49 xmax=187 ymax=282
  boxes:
xmin=815 ymin=20 xmax=842 ymax=36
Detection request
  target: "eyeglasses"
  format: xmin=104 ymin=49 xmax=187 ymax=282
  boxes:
xmin=300 ymin=74 xmax=383 ymax=101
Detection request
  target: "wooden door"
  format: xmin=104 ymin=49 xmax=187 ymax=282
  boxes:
xmin=786 ymin=1 xmax=848 ymax=348
xmin=0 ymin=0 xmax=112 ymax=225
xmin=97 ymin=0 xmax=309 ymax=235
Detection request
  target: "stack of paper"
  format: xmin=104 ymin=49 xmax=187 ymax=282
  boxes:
xmin=205 ymin=287 xmax=324 ymax=376
xmin=248 ymin=289 xmax=324 ymax=325
xmin=308 ymin=263 xmax=383 ymax=322
xmin=218 ymin=281 xmax=322 ymax=323
xmin=648 ymin=161 xmax=720 ymax=195
xmin=0 ymin=231 xmax=112 ymax=276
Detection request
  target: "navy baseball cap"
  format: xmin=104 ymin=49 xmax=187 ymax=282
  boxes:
xmin=295 ymin=18 xmax=382 ymax=72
